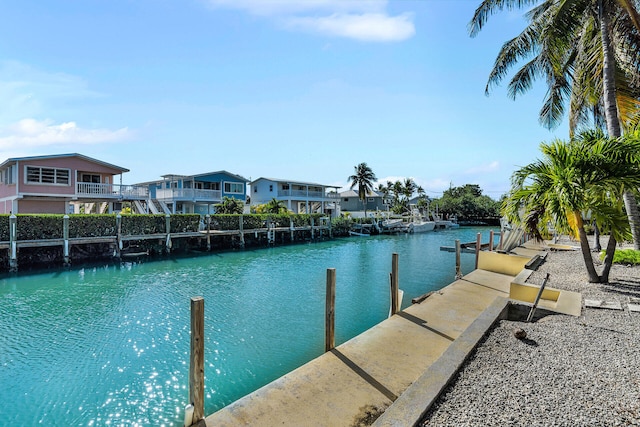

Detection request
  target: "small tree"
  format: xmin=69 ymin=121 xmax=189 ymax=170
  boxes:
xmin=347 ymin=163 xmax=377 ymax=216
xmin=215 ymin=197 xmax=244 ymax=214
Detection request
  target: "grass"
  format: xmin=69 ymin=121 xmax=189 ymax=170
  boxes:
xmin=600 ymin=249 xmax=640 ymax=265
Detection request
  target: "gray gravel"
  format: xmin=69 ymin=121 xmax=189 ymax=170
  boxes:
xmin=420 ymin=236 xmax=640 ymax=427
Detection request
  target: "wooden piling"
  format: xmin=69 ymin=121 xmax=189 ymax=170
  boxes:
xmin=390 ymin=253 xmax=399 ymax=316
xmin=489 ymin=230 xmax=494 ymax=252
xmin=9 ymin=214 xmax=17 ymax=272
xmin=311 ymin=216 xmax=315 ymax=240
xmin=63 ymin=215 xmax=70 ymax=266
xmin=189 ymin=296 xmax=205 ymax=425
xmin=115 ymin=213 xmax=122 ymax=259
xmin=205 ymin=215 xmax=211 ymax=251
xmin=475 ymin=233 xmax=481 ymax=269
xmin=498 ymin=228 xmax=504 ymax=251
xmin=165 ymin=214 xmax=172 ymax=253
xmin=455 ymin=239 xmax=462 ymax=279
xmin=325 ymin=268 xmax=336 ymax=352
xmin=290 ymin=218 xmax=294 ymax=242
xmin=239 ymin=215 xmax=245 ymax=248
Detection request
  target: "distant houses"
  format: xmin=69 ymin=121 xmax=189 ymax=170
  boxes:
xmin=0 ymin=153 xmax=350 ymax=217
xmin=249 ymin=178 xmax=340 ymax=216
xmin=338 ymin=189 xmax=388 ymax=216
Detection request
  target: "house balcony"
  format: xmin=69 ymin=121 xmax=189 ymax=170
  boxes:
xmin=277 ymin=190 xmax=338 ymax=199
xmin=76 ymin=183 xmax=149 ymax=200
xmin=156 ymin=188 xmax=222 ymax=202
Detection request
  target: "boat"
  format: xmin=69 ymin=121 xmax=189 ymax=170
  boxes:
xmin=379 ymin=218 xmax=409 ymax=234
xmin=348 ymin=223 xmax=372 ymax=237
xmin=408 ymin=220 xmax=436 ymax=233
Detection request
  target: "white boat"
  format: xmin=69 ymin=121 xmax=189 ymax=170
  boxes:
xmin=435 ymin=219 xmax=459 ymax=229
xmin=379 ymin=218 xmax=409 ymax=234
xmin=408 ymin=220 xmax=436 ymax=233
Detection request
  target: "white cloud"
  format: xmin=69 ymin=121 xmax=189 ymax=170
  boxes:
xmin=0 ymin=118 xmax=132 ymax=149
xmin=205 ymin=0 xmax=415 ymax=42
xmin=286 ymin=13 xmax=414 ymax=42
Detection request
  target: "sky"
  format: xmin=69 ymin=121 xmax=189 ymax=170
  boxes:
xmin=0 ymin=0 xmax=568 ymax=200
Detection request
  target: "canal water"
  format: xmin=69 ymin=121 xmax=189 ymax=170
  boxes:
xmin=0 ymin=226 xmax=495 ymax=426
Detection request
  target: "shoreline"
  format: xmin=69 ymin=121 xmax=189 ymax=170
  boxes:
xmin=419 ymin=236 xmax=640 ymax=426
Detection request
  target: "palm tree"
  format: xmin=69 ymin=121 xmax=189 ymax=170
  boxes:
xmin=469 ymin=0 xmax=640 ymax=248
xmin=215 ymin=196 xmax=244 ymax=214
xmin=348 ymin=163 xmax=377 ymax=217
xmin=504 ymin=129 xmax=640 ymax=283
xmin=264 ymin=198 xmax=288 ymax=214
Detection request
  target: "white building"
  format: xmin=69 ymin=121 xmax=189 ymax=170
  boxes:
xmin=250 ymin=178 xmax=340 ymax=216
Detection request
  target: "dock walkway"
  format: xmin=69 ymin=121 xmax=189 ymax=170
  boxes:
xmin=204 ymin=246 xmax=581 ymax=427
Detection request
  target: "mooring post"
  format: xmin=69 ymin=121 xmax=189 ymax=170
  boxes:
xmin=498 ymin=228 xmax=504 ymax=251
xmin=475 ymin=232 xmax=481 ymax=269
xmin=390 ymin=253 xmax=399 ymax=316
xmin=239 ymin=215 xmax=245 ymax=248
xmin=9 ymin=214 xmax=17 ymax=272
xmin=290 ymin=217 xmax=294 ymax=242
xmin=165 ymin=214 xmax=172 ymax=253
xmin=489 ymin=230 xmax=494 ymax=252
xmin=116 ymin=213 xmax=122 ymax=259
xmin=63 ymin=215 xmax=70 ymax=266
xmin=310 ymin=216 xmax=315 ymax=240
xmin=455 ymin=239 xmax=462 ymax=279
xmin=325 ymin=268 xmax=336 ymax=352
xmin=188 ymin=296 xmax=205 ymax=426
xmin=205 ymin=214 xmax=211 ymax=251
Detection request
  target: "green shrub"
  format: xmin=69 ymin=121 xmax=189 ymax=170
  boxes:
xmin=69 ymin=214 xmax=116 ymax=238
xmin=17 ymin=214 xmax=64 ymax=240
xmin=0 ymin=215 xmax=9 ymax=241
xmin=121 ymin=214 xmax=167 ymax=235
xmin=170 ymin=214 xmax=200 ymax=232
xmin=600 ymin=249 xmax=640 ymax=265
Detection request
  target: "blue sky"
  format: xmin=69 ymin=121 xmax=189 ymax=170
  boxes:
xmin=0 ymin=0 xmax=567 ymax=199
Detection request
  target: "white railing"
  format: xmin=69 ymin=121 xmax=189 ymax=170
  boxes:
xmin=156 ymin=188 xmax=222 ymax=201
xmin=277 ymin=190 xmax=328 ymax=198
xmin=76 ymin=183 xmax=148 ymax=199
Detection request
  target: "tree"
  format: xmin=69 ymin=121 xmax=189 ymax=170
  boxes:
xmin=503 ymin=129 xmax=640 ymax=283
xmin=469 ymin=0 xmax=640 ymax=249
xmin=262 ymin=198 xmax=288 ymax=214
xmin=433 ymin=184 xmax=500 ymax=220
xmin=347 ymin=163 xmax=377 ymax=216
xmin=215 ymin=196 xmax=244 ymax=214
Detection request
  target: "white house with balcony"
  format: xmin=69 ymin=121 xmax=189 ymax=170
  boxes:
xmin=0 ymin=153 xmax=147 ymax=214
xmin=140 ymin=171 xmax=249 ymax=215
xmin=250 ymin=177 xmax=340 ymax=216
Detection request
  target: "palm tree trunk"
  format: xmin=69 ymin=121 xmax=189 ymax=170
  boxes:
xmin=599 ymin=1 xmax=640 ymax=249
xmin=574 ymin=211 xmax=600 ymax=283
xmin=593 ymin=221 xmax=602 ymax=252
xmin=599 ymin=234 xmax=617 ymax=283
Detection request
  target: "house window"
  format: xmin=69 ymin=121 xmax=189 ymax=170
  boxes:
xmin=269 ymin=185 xmax=273 ymax=192
xmin=25 ymin=166 xmax=70 ymax=185
xmin=1 ymin=165 xmax=16 ymax=184
xmin=367 ymin=198 xmax=375 ymax=202
xmin=224 ymin=182 xmax=244 ymax=194
xmin=81 ymin=174 xmax=101 ymax=183
xmin=282 ymin=184 xmax=290 ymax=190
xmin=254 ymin=187 xmax=257 ymax=193
xmin=343 ymin=198 xmax=349 ymax=202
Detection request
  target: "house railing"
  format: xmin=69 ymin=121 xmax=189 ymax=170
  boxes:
xmin=277 ymin=190 xmax=330 ymax=198
xmin=156 ymin=188 xmax=222 ymax=201
xmin=76 ymin=183 xmax=149 ymax=199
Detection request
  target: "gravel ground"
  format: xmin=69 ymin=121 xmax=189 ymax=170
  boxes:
xmin=420 ymin=236 xmax=640 ymax=427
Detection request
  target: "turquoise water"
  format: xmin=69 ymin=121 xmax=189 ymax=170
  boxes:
xmin=0 ymin=227 xmax=494 ymax=426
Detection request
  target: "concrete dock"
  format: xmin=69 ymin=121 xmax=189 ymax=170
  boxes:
xmin=203 ymin=249 xmax=581 ymax=427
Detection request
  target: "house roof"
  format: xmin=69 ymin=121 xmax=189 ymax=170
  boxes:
xmin=0 ymin=153 xmax=129 ymax=172
xmin=250 ymin=177 xmax=339 ymax=188
xmin=339 ymin=189 xmax=383 ymax=198
xmin=136 ymin=170 xmax=250 ymax=186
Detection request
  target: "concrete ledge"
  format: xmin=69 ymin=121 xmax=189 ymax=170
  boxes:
xmin=372 ymin=297 xmax=511 ymax=427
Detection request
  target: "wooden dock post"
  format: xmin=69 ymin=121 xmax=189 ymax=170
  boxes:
xmin=455 ymin=239 xmax=462 ymax=279
xmin=290 ymin=217 xmax=294 ymax=242
xmin=189 ymin=296 xmax=205 ymax=425
xmin=390 ymin=253 xmax=399 ymax=316
xmin=205 ymin=215 xmax=211 ymax=251
xmin=489 ymin=230 xmax=494 ymax=251
xmin=9 ymin=214 xmax=17 ymax=272
xmin=325 ymin=268 xmax=336 ymax=352
xmin=475 ymin=233 xmax=481 ymax=269
xmin=310 ymin=216 xmax=315 ymax=240
xmin=239 ymin=215 xmax=245 ymax=248
xmin=498 ymin=228 xmax=504 ymax=251
xmin=165 ymin=214 xmax=172 ymax=253
xmin=115 ymin=213 xmax=122 ymax=259
xmin=63 ymin=215 xmax=70 ymax=266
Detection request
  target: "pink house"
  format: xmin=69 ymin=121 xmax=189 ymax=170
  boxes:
xmin=0 ymin=153 xmax=148 ymax=214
